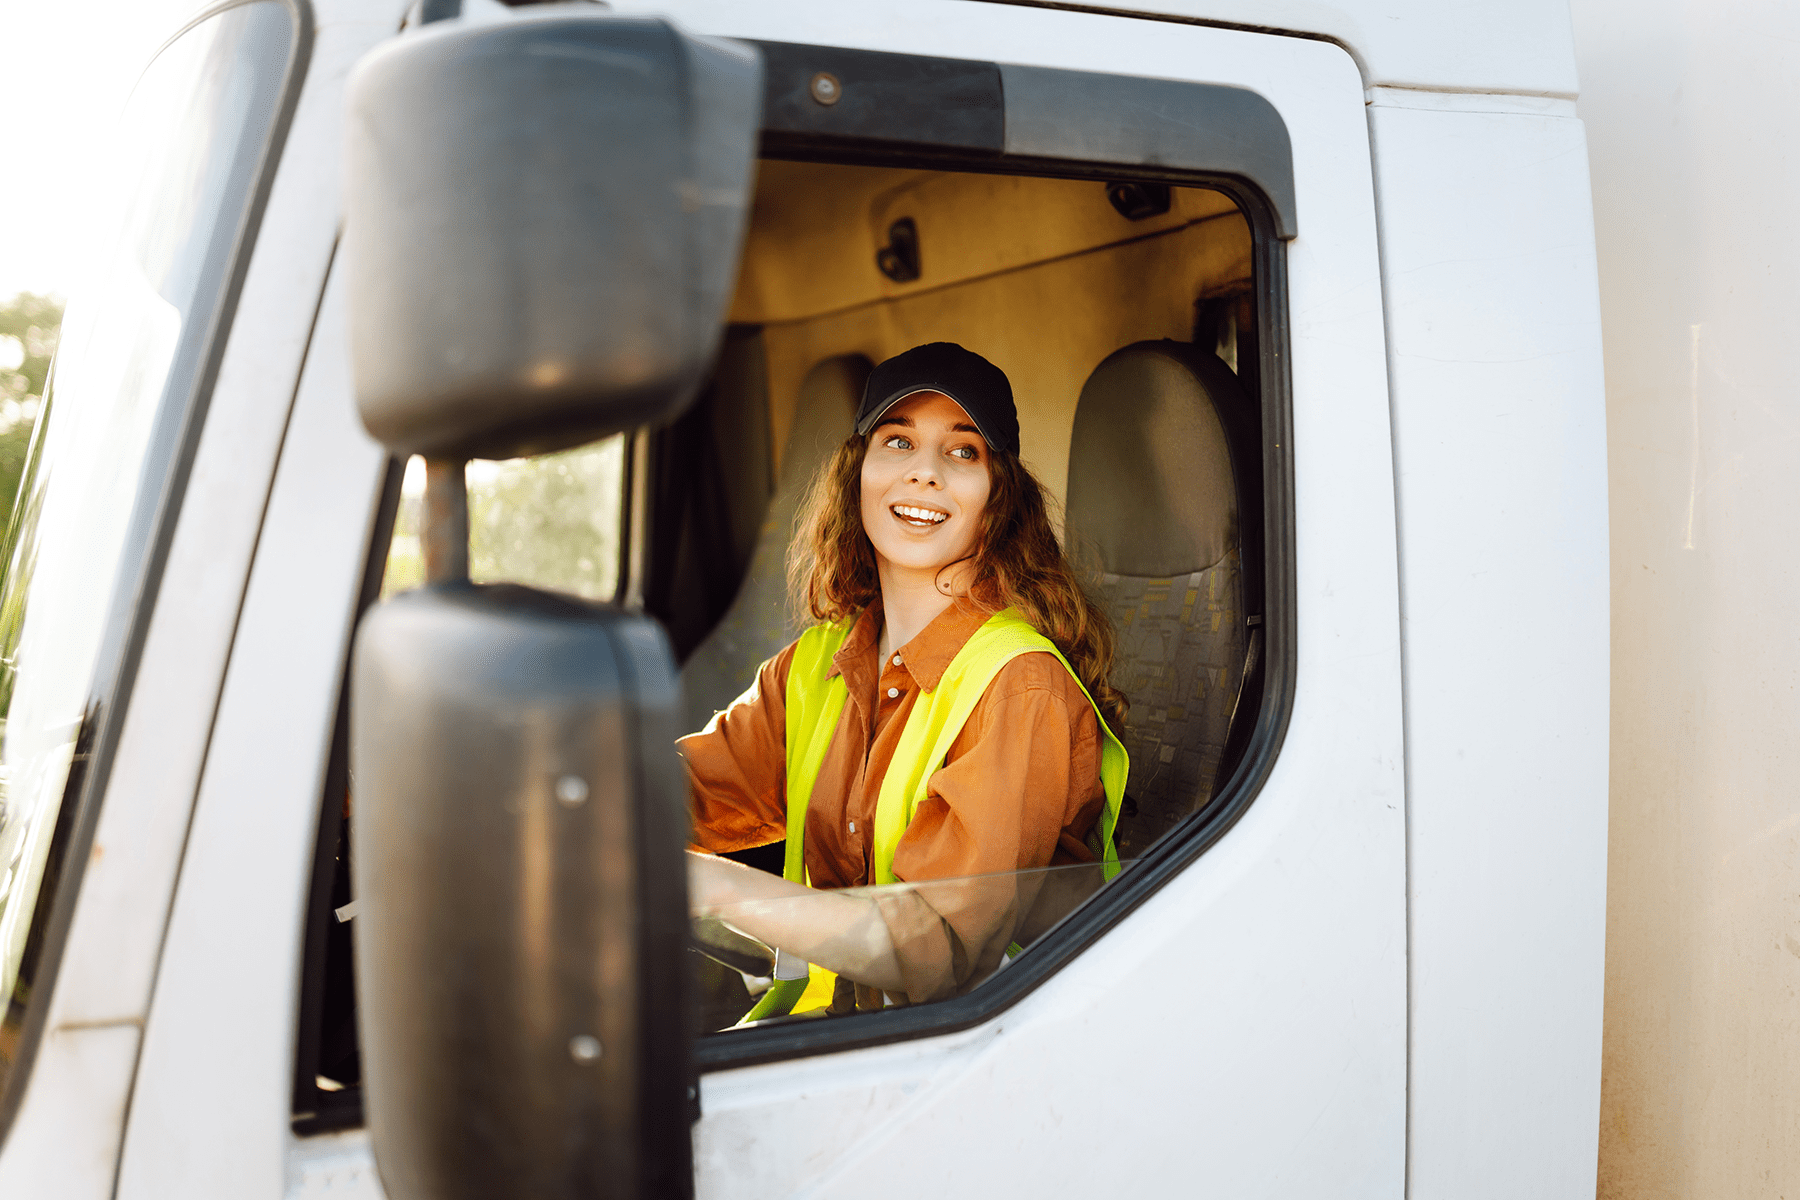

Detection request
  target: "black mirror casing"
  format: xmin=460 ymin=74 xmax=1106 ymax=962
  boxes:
xmin=351 ymin=586 xmax=692 ymax=1200
xmin=345 ymin=13 xmax=761 ymax=459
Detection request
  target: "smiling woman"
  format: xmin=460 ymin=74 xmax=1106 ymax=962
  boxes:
xmin=682 ymin=342 xmax=1128 ymax=1017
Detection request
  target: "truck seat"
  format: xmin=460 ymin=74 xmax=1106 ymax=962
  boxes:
xmin=679 ymin=354 xmax=866 ymax=735
xmin=1065 ymin=340 xmax=1259 ymax=857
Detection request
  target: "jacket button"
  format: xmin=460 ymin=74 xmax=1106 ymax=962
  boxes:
xmin=887 ymin=687 xmax=900 ymax=699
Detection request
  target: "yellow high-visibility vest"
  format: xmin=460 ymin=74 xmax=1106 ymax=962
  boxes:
xmin=785 ymin=606 xmax=1126 ymax=885
xmin=742 ymin=607 xmax=1126 ymax=1020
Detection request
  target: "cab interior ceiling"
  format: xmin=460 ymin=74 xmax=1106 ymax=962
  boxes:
xmin=648 ymin=158 xmax=1257 ymax=662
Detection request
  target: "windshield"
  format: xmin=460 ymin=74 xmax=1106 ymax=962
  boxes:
xmin=0 ymin=0 xmax=295 ymax=1095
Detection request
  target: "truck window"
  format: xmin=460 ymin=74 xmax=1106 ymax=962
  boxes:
xmin=666 ymin=161 xmax=1266 ymax=1036
xmin=0 ymin=0 xmax=295 ymax=1121
xmin=299 ymin=158 xmax=1274 ymax=1116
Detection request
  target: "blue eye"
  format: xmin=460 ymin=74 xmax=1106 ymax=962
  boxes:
xmin=950 ymin=445 xmax=979 ymax=461
xmin=884 ymin=434 xmax=913 ymax=450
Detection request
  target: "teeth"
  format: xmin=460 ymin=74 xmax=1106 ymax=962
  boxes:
xmin=893 ymin=504 xmax=948 ymax=524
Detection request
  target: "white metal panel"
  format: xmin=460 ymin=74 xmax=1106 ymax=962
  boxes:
xmin=596 ymin=3 xmax=1407 ymax=1196
xmin=289 ymin=1129 xmax=385 ymax=1199
xmin=0 ymin=1026 xmax=139 ymax=1198
xmin=117 ymin=268 xmax=388 ymax=1198
xmin=975 ymin=0 xmax=1578 ymax=98
xmin=1366 ymin=96 xmax=1609 ymax=1197
xmin=1571 ymin=0 xmax=1800 ymax=1193
xmin=48 ymin=0 xmax=373 ymax=1036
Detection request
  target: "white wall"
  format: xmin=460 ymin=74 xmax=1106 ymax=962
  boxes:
xmin=1572 ymin=1 xmax=1800 ymax=1195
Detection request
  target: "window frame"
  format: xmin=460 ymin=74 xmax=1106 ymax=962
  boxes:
xmin=692 ymin=161 xmax=1293 ymax=1075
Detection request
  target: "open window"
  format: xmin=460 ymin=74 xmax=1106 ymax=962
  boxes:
xmin=295 ymin=38 xmax=1293 ymax=1129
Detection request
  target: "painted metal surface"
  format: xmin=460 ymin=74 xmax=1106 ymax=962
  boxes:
xmin=117 ymin=270 xmax=389 ymax=1196
xmin=979 ymin=0 xmax=1579 ymax=98
xmin=1572 ymin=0 xmax=1800 ymax=1194
xmin=1367 ymin=91 xmax=1610 ymax=1198
xmin=290 ymin=1129 xmax=385 ymax=1199
xmin=0 ymin=1026 xmax=139 ymax=1197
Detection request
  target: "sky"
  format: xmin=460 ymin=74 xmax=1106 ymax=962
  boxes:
xmin=0 ymin=0 xmax=202 ymax=301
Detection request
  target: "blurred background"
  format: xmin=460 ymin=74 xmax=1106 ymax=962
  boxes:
xmin=0 ymin=0 xmax=197 ymax=528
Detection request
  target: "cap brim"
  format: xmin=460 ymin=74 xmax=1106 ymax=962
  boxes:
xmin=856 ymin=386 xmax=1003 ymax=450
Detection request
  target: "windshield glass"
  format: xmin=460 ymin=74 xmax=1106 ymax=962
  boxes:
xmin=0 ymin=1 xmax=294 ymax=1084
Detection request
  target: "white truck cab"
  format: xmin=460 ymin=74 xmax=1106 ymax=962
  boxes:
xmin=0 ymin=1 xmax=1611 ymax=1197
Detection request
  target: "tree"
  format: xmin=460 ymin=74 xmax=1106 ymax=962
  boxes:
xmin=0 ymin=293 xmax=62 ymax=535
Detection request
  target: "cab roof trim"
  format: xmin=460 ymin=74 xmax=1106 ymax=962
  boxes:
xmin=755 ymin=41 xmax=1299 ymax=238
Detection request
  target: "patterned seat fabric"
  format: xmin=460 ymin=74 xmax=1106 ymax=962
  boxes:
xmin=679 ymin=355 xmax=866 ymax=736
xmin=1065 ymin=340 xmax=1257 ymax=857
xmin=1098 ymin=559 xmax=1244 ymax=858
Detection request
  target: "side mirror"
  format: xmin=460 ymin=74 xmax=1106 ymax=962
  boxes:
xmin=352 ymin=588 xmax=690 ymax=1199
xmin=345 ymin=11 xmax=759 ymax=460
xmin=344 ymin=13 xmax=761 ymax=1200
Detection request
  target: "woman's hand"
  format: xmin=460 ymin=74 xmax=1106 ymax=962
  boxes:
xmin=687 ymin=850 xmax=906 ymax=995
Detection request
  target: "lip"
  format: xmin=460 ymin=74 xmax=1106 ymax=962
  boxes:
xmin=890 ymin=501 xmax=950 ymax=529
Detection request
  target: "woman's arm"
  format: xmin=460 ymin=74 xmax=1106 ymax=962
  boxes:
xmin=687 ymin=851 xmax=905 ymax=994
xmin=681 ymin=647 xmax=796 ymax=852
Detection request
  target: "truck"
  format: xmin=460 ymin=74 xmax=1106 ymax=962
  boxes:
xmin=0 ymin=0 xmax=1776 ymax=1195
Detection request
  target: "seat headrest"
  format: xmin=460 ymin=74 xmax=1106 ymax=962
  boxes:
xmin=780 ymin=355 xmax=865 ymax=489
xmin=1066 ymin=340 xmax=1244 ymax=578
xmin=677 ymin=353 xmax=864 ymax=735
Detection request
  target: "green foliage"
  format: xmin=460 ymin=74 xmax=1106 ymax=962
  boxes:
xmin=0 ymin=293 xmax=63 ymax=536
xmin=378 ymin=438 xmax=626 ymax=601
xmin=469 ymin=440 xmax=625 ymax=600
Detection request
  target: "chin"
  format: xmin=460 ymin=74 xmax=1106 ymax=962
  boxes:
xmin=875 ymin=539 xmax=976 ymax=578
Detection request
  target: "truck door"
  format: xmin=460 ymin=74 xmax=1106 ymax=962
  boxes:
xmin=628 ymin=9 xmax=1406 ymax=1197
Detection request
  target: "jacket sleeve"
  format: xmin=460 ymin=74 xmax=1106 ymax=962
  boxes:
xmin=678 ymin=642 xmax=795 ymax=854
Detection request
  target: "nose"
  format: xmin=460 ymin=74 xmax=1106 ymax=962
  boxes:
xmin=906 ymin=457 xmax=943 ymax=489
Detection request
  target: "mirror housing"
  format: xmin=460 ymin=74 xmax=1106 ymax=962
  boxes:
xmin=345 ymin=13 xmax=761 ymax=459
xmin=352 ymin=586 xmax=692 ymax=1200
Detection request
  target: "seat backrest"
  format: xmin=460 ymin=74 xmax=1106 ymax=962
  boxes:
xmin=679 ymin=354 xmax=866 ymax=735
xmin=1065 ymin=340 xmax=1257 ymax=857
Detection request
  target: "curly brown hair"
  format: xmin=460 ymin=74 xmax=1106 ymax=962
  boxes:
xmin=787 ymin=433 xmax=1127 ymax=731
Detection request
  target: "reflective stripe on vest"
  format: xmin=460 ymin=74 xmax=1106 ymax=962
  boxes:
xmin=782 ymin=607 xmax=1128 ymax=888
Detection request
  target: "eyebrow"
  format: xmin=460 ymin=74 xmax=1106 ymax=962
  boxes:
xmin=873 ymin=414 xmax=983 ymax=437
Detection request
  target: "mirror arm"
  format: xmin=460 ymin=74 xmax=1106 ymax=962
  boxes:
xmin=422 ymin=457 xmax=469 ymax=584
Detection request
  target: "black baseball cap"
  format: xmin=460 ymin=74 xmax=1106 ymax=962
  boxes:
xmin=856 ymin=342 xmax=1019 ymax=456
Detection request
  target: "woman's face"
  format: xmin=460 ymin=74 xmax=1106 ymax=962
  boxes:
xmin=859 ymin=390 xmax=992 ymax=582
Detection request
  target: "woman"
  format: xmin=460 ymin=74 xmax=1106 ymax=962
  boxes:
xmin=683 ymin=342 xmax=1128 ymax=1015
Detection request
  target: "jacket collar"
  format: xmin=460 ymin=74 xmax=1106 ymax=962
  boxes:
xmin=826 ymin=598 xmax=995 ymax=693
